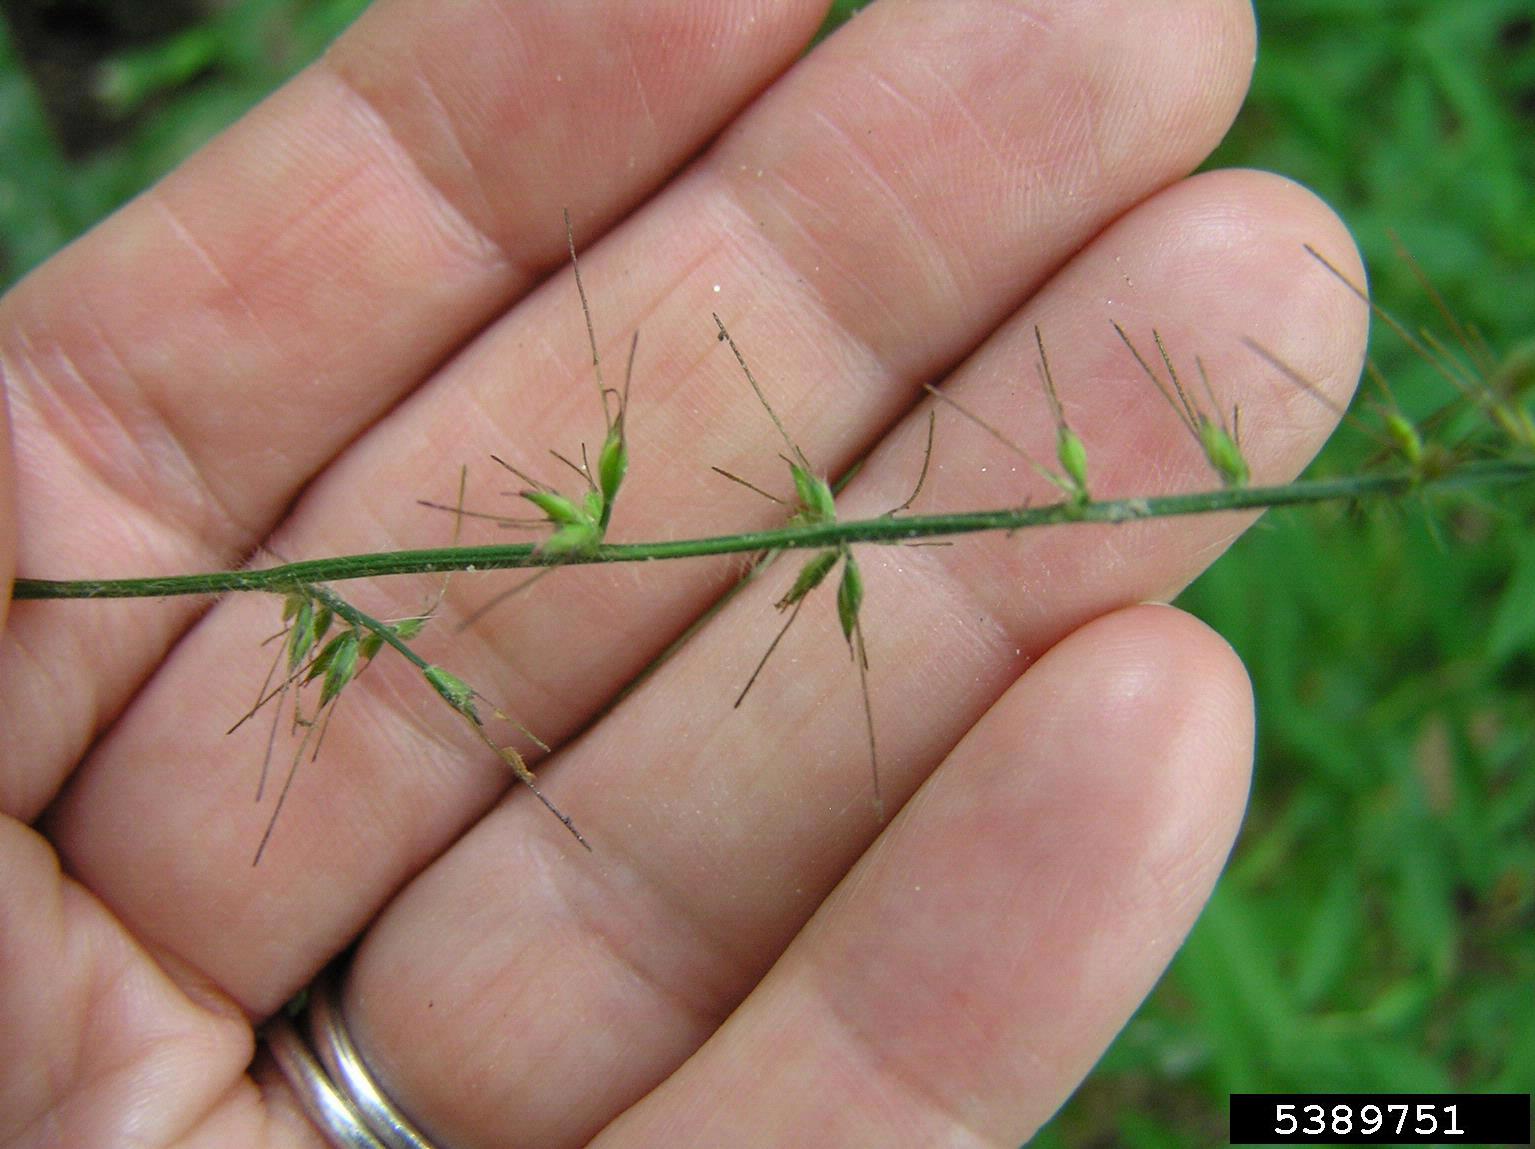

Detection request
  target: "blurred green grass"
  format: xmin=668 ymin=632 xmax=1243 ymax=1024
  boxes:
xmin=0 ymin=0 xmax=367 ymax=282
xmin=1043 ymin=3 xmax=1535 ymax=1146
xmin=3 ymin=2 xmax=1531 ymax=1146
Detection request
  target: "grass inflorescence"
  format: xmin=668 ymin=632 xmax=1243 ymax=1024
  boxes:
xmin=13 ymin=237 xmax=1534 ymax=863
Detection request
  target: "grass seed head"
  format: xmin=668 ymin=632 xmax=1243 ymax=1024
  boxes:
xmin=424 ymin=664 xmax=479 ymax=723
xmin=777 ymin=549 xmax=840 ymax=611
xmin=1198 ymin=413 xmax=1249 ymax=489
xmin=310 ymin=629 xmax=361 ymax=708
xmin=836 ymin=551 xmax=864 ymax=645
xmin=790 ymin=465 xmax=838 ymax=526
xmin=1056 ymin=423 xmax=1090 ymax=502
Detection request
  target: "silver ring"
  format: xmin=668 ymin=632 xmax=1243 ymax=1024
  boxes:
xmin=263 ymin=971 xmax=440 ymax=1149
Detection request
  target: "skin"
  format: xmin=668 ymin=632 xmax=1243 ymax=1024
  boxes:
xmin=0 ymin=1 xmax=1369 ymax=1146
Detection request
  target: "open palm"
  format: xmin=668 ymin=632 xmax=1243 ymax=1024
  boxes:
xmin=0 ymin=2 xmax=1366 ymax=1146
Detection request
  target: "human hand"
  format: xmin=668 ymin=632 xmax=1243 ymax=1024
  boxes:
xmin=0 ymin=2 xmax=1367 ymax=1146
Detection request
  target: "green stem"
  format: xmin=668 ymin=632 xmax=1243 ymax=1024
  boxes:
xmin=11 ymin=460 xmax=1532 ymax=602
xmin=305 ymin=584 xmax=430 ymax=673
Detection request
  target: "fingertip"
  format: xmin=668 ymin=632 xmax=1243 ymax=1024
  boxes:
xmin=866 ymin=601 xmax=1257 ymax=1138
xmin=593 ymin=603 xmax=1257 ymax=1148
xmin=1062 ymin=601 xmax=1256 ymax=852
xmin=936 ymin=600 xmax=1255 ymax=928
xmin=1166 ymin=166 xmax=1371 ymax=436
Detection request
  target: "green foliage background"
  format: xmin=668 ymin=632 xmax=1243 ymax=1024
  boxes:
xmin=0 ymin=0 xmax=366 ymax=281
xmin=1046 ymin=4 xmax=1535 ymax=1146
xmin=3 ymin=2 xmax=1531 ymax=1145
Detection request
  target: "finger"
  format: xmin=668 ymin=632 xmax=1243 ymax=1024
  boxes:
xmin=337 ymin=169 xmax=1359 ymax=1149
xmin=1 ymin=0 xmax=828 ymax=818
xmin=50 ymin=0 xmax=1261 ymax=1022
xmin=593 ymin=605 xmax=1253 ymax=1148
xmin=0 ymin=361 xmax=13 ymax=633
xmin=0 ymin=818 xmax=260 ymax=1148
